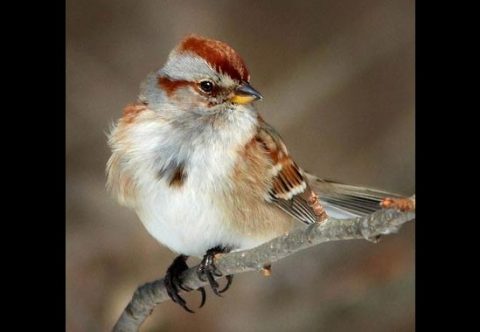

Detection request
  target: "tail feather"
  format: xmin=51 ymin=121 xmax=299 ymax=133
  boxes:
xmin=304 ymin=173 xmax=404 ymax=219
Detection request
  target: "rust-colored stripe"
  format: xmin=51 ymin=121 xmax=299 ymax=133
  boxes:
xmin=278 ymin=169 xmax=294 ymax=189
xmin=272 ymin=179 xmax=285 ymax=195
xmin=158 ymin=77 xmax=193 ymax=96
xmin=281 ymin=163 xmax=295 ymax=184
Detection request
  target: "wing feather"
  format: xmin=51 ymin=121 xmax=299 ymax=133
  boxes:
xmin=256 ymin=121 xmax=321 ymax=224
xmin=253 ymin=120 xmax=400 ymax=222
xmin=304 ymin=174 xmax=404 ymax=217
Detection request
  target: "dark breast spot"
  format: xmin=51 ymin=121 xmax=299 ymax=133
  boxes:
xmin=157 ymin=161 xmax=188 ymax=188
xmin=169 ymin=165 xmax=187 ymax=188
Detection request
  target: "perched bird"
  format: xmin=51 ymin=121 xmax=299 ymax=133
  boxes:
xmin=106 ymin=35 xmax=400 ymax=312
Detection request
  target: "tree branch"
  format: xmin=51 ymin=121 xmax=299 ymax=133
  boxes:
xmin=112 ymin=197 xmax=415 ymax=332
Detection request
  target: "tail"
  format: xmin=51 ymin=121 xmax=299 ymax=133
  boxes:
xmin=304 ymin=173 xmax=405 ymax=219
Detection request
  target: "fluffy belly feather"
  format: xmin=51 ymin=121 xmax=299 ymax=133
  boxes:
xmin=136 ymin=182 xmax=274 ymax=257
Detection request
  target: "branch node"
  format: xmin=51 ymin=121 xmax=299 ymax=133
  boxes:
xmin=261 ymin=263 xmax=272 ymax=277
xmin=365 ymin=234 xmax=382 ymax=243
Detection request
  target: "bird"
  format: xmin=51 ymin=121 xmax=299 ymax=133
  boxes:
xmin=106 ymin=34 xmax=402 ymax=312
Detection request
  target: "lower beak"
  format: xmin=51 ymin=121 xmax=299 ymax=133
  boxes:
xmin=230 ymin=83 xmax=263 ymax=105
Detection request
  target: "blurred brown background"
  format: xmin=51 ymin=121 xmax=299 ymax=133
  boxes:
xmin=66 ymin=0 xmax=414 ymax=331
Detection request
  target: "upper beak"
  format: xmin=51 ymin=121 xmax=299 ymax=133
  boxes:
xmin=230 ymin=83 xmax=263 ymax=105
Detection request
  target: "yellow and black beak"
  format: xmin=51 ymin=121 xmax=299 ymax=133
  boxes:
xmin=230 ymin=83 xmax=263 ymax=105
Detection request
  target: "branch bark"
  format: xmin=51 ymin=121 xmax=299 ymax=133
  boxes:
xmin=113 ymin=197 xmax=415 ymax=332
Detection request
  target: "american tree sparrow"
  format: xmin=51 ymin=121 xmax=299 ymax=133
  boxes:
xmin=107 ymin=35 xmax=401 ymax=312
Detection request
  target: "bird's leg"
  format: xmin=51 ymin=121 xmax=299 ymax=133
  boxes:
xmin=164 ymin=254 xmax=206 ymax=313
xmin=197 ymin=246 xmax=234 ymax=296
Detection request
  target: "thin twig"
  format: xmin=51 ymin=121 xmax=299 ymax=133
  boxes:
xmin=113 ymin=197 xmax=415 ymax=332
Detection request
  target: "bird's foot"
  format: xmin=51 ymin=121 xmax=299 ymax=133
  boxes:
xmin=164 ymin=254 xmax=206 ymax=313
xmin=197 ymin=247 xmax=234 ymax=296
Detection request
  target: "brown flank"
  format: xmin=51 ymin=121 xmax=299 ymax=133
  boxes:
xmin=122 ymin=104 xmax=147 ymax=124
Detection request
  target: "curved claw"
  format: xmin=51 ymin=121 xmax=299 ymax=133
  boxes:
xmin=177 ymin=283 xmax=206 ymax=308
xmin=218 ymin=275 xmax=234 ymax=294
xmin=164 ymin=255 xmax=195 ymax=313
xmin=206 ymin=271 xmax=222 ymax=297
xmin=165 ymin=273 xmax=194 ymax=313
xmin=198 ymin=287 xmax=206 ymax=308
xmin=197 ymin=248 xmax=234 ymax=298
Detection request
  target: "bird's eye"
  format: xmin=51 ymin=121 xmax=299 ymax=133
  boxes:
xmin=199 ymin=80 xmax=214 ymax=93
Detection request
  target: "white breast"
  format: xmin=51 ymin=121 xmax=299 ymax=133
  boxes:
xmin=130 ymin=106 xmax=262 ymax=257
xmin=137 ymin=179 xmax=249 ymax=257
